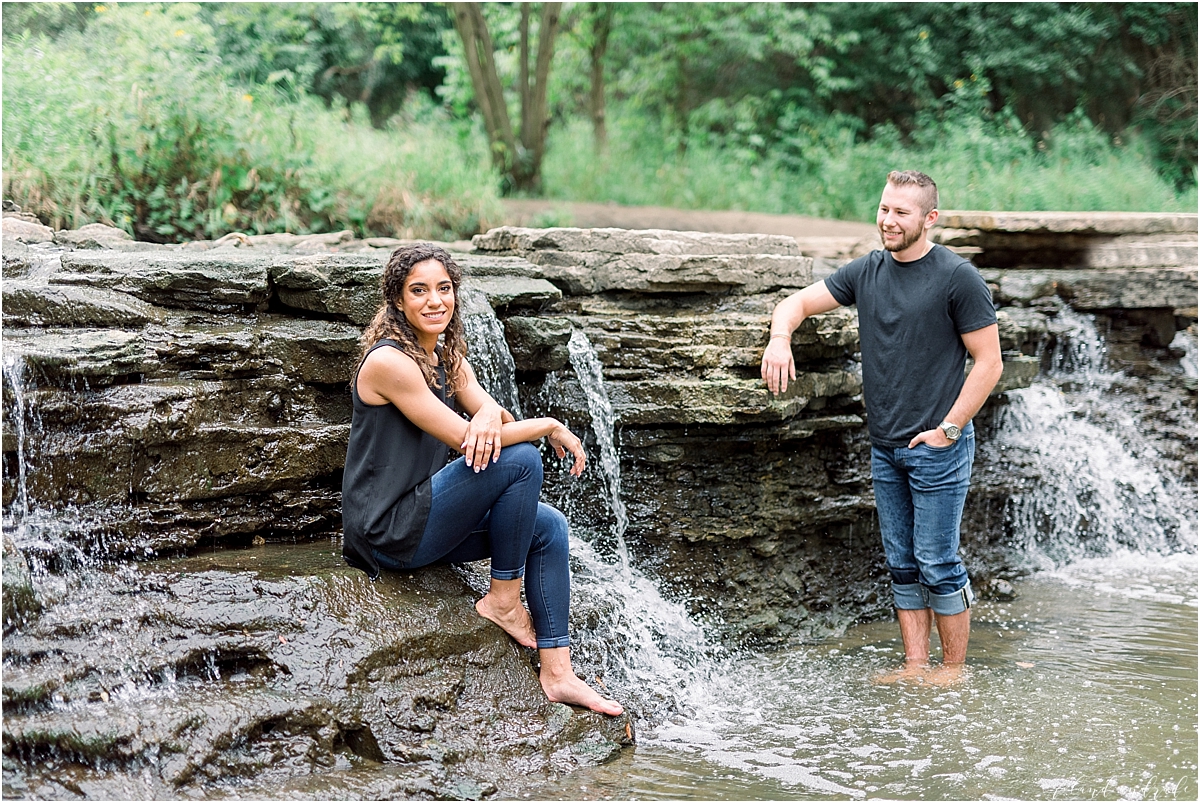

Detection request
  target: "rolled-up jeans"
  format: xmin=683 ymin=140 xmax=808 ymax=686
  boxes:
xmin=870 ymin=423 xmax=976 ymax=617
xmin=372 ymin=442 xmax=572 ymax=648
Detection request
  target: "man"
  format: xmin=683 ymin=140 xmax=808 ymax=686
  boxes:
xmin=761 ymin=170 xmax=1002 ymax=684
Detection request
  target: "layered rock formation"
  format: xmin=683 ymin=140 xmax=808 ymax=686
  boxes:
xmin=4 ymin=213 xmax=1194 ymax=629
xmin=3 ymin=210 xmax=1195 ymax=795
xmin=1 ymin=220 xmax=626 ymax=798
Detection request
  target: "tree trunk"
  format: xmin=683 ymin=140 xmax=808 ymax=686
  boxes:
xmin=587 ymin=3 xmax=612 ymax=154
xmin=450 ymin=3 xmax=517 ymax=175
xmin=450 ymin=2 xmax=561 ymax=193
xmin=515 ymin=2 xmax=562 ymax=192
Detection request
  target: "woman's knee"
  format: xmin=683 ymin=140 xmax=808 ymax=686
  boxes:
xmin=533 ymin=503 xmax=569 ymax=551
xmin=498 ymin=441 xmax=543 ymax=482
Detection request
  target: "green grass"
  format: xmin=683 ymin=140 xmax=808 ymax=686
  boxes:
xmin=2 ymin=4 xmax=500 ymax=242
xmin=540 ymin=108 xmax=1197 ymax=221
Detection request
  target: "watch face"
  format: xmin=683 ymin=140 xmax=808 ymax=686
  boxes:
xmin=941 ymin=422 xmax=960 ymax=440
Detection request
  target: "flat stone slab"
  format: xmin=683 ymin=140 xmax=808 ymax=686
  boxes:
xmin=992 ymin=354 xmax=1040 ymax=394
xmin=2 ymin=280 xmax=166 ymax=327
xmin=982 ymin=267 xmax=1197 ymax=310
xmin=465 ymin=275 xmax=562 ymax=310
xmin=4 ymin=328 xmax=146 ymax=384
xmin=571 ymin=305 xmax=857 ymax=377
xmin=268 ymin=253 xmax=554 ymax=323
xmin=521 ymin=251 xmax=813 ymax=295
xmin=935 ymin=227 xmax=1197 ymax=270
xmin=2 ymin=217 xmax=54 ymax=244
xmin=474 ymin=226 xmax=801 ymax=256
xmin=605 ymin=372 xmax=863 ymax=426
xmin=57 ymin=251 xmax=272 ymax=311
xmin=937 ymin=210 xmax=1198 ymax=236
xmin=472 ymin=227 xmax=812 ymax=295
xmin=141 ymin=316 xmax=362 ymax=383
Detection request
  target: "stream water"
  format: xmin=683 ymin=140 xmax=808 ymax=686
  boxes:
xmin=3 ymin=309 xmax=1196 ymax=800
xmin=532 ymin=312 xmax=1197 ymax=800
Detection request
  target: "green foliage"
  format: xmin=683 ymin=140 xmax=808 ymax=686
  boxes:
xmin=587 ymin=2 xmax=1197 ymax=192
xmin=1 ymin=2 xmax=94 ymax=39
xmin=541 ymin=104 xmax=1196 ymax=220
xmin=2 ymin=3 xmax=499 ymax=241
xmin=199 ymin=3 xmax=450 ymax=128
xmin=4 ymin=1 xmax=1193 ymax=237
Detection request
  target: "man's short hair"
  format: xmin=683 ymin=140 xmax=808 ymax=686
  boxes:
xmin=886 ymin=170 xmax=939 ymax=215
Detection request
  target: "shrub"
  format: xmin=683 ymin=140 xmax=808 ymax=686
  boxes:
xmin=2 ymin=3 xmax=499 ymax=241
xmin=540 ymin=102 xmax=1196 ymax=220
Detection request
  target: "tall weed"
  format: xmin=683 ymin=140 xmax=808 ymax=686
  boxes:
xmin=541 ymin=105 xmax=1196 ymax=220
xmin=2 ymin=4 xmax=499 ymax=241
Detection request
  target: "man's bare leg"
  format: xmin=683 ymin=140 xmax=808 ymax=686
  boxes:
xmin=926 ymin=609 xmax=971 ymax=685
xmin=538 ymin=647 xmax=624 ymax=716
xmin=874 ymin=608 xmax=934 ymax=683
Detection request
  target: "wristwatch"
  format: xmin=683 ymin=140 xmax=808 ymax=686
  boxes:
xmin=938 ymin=421 xmax=962 ymax=441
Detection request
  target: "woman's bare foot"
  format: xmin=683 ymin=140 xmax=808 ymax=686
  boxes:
xmin=538 ymin=647 xmax=624 ymax=716
xmin=541 ymin=672 xmax=625 ymax=716
xmin=475 ymin=594 xmax=537 ymax=649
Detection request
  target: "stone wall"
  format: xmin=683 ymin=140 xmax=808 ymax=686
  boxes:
xmin=3 ymin=213 xmax=1196 ymax=642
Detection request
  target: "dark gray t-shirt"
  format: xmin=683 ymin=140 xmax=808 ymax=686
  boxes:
xmin=824 ymin=244 xmax=997 ymax=448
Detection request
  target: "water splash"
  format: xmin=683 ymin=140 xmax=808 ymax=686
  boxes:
xmin=567 ymin=533 xmax=720 ymax=723
xmin=991 ymin=307 xmax=1195 ymax=568
xmin=566 ymin=329 xmax=630 ymax=575
xmin=1046 ymin=304 xmax=1109 ymax=381
xmin=459 ymin=287 xmax=522 ymax=416
xmin=1171 ymin=327 xmax=1197 ymax=381
xmin=548 ymin=329 xmax=722 ymax=722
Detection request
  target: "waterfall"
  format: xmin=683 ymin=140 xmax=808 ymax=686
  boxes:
xmin=990 ymin=306 xmax=1196 ymax=568
xmin=1171 ymin=328 xmax=1197 ymax=381
xmin=2 ymin=353 xmax=31 ymax=521
xmin=566 ymin=329 xmax=631 ymax=575
xmin=552 ymin=328 xmax=718 ymax=721
xmin=458 ymin=286 xmax=522 ymax=417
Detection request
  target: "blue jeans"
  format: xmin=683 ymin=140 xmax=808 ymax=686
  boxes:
xmin=870 ymin=423 xmax=976 ymax=616
xmin=372 ymin=442 xmax=572 ymax=648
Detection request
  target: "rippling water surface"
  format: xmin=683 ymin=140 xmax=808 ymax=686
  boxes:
xmin=527 ymin=551 xmax=1197 ymax=801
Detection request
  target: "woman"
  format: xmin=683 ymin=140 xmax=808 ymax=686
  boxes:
xmin=342 ymin=243 xmax=622 ymax=716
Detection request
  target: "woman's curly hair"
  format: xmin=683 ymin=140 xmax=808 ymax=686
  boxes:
xmin=359 ymin=243 xmax=468 ymax=394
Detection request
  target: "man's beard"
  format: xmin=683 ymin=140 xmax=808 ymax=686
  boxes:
xmin=880 ymin=224 xmax=923 ymax=253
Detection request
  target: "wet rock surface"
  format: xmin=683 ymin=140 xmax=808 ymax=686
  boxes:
xmin=2 ymin=542 xmax=631 ymax=799
xmin=3 ymin=215 xmax=1196 ymax=795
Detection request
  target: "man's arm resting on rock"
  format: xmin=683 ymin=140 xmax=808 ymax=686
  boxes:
xmin=761 ymin=281 xmax=842 ymax=395
xmin=907 ymin=323 xmax=1004 ymax=449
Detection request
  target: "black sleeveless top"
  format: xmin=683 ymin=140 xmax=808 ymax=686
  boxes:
xmin=342 ymin=339 xmax=452 ymax=578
